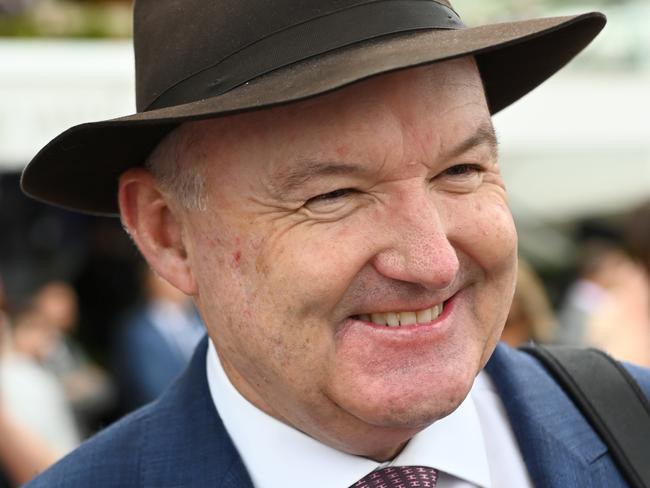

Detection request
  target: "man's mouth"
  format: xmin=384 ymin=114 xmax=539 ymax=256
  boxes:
xmin=351 ymin=302 xmax=446 ymax=327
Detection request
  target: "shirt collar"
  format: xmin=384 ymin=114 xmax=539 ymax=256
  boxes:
xmin=206 ymin=339 xmax=491 ymax=488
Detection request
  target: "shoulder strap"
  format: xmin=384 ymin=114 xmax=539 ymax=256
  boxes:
xmin=520 ymin=344 xmax=650 ymax=488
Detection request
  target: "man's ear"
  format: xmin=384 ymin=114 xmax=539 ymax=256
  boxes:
xmin=118 ymin=167 xmax=197 ymax=296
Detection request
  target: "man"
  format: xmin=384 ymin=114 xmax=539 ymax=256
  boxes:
xmin=20 ymin=1 xmax=650 ymax=487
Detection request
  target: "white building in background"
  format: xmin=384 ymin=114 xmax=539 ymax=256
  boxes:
xmin=1 ymin=37 xmax=649 ymax=262
xmin=0 ymin=39 xmax=134 ymax=169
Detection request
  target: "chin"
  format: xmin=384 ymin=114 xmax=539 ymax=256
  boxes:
xmin=339 ymin=368 xmax=475 ymax=431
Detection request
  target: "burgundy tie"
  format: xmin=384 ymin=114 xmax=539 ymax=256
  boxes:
xmin=351 ymin=466 xmax=438 ymax=488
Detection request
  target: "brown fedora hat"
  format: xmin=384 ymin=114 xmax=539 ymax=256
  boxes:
xmin=21 ymin=0 xmax=605 ymax=216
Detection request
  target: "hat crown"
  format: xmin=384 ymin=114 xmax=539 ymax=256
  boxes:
xmin=133 ymin=0 xmax=459 ymax=112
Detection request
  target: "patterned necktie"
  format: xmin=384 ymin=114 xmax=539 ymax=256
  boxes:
xmin=351 ymin=466 xmax=438 ymax=488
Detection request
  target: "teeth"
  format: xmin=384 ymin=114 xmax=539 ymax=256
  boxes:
xmin=416 ymin=308 xmax=432 ymax=324
xmin=399 ymin=311 xmax=417 ymax=326
xmin=385 ymin=312 xmax=399 ymax=327
xmin=371 ymin=313 xmax=387 ymax=325
xmin=355 ymin=303 xmax=444 ymax=327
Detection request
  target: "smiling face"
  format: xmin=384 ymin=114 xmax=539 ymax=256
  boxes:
xmin=125 ymin=57 xmax=518 ymax=459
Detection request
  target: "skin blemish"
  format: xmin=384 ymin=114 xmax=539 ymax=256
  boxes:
xmin=232 ymin=250 xmax=242 ymax=267
xmin=205 ymin=234 xmax=223 ymax=248
xmin=336 ymin=145 xmax=350 ymax=158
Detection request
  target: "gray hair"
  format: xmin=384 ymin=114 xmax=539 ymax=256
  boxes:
xmin=144 ymin=124 xmax=208 ymax=211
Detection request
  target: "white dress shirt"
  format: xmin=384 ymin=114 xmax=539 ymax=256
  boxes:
xmin=206 ymin=341 xmax=533 ymax=488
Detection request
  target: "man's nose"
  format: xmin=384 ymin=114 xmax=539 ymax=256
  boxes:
xmin=370 ymin=194 xmax=459 ymax=291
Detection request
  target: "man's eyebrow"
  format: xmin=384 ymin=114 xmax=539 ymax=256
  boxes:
xmin=269 ymin=160 xmax=363 ymax=196
xmin=447 ymin=121 xmax=499 ymax=160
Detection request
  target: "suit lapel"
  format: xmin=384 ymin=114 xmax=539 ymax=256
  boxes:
xmin=139 ymin=336 xmax=254 ymax=488
xmin=485 ymin=343 xmax=608 ymax=487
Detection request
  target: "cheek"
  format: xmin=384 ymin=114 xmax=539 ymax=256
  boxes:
xmin=254 ymin=222 xmax=373 ymax=315
xmin=447 ymin=196 xmax=518 ymax=274
xmin=188 ymin=220 xmax=260 ymax=337
xmin=444 ymin=196 xmax=518 ymax=338
xmin=203 ymin=222 xmax=354 ymax=357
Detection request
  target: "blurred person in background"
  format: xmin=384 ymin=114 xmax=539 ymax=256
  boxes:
xmin=0 ymin=277 xmax=79 ymax=487
xmin=625 ymin=200 xmax=650 ymax=277
xmin=558 ymin=221 xmax=650 ymax=366
xmin=620 ymin=200 xmax=650 ymax=364
xmin=28 ymin=281 xmax=115 ymax=436
xmin=501 ymin=258 xmax=557 ymax=347
xmin=113 ymin=267 xmax=204 ymax=411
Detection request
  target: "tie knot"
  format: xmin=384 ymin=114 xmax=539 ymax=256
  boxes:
xmin=352 ymin=465 xmax=438 ymax=488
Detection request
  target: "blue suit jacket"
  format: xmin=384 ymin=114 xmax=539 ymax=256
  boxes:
xmin=28 ymin=337 xmax=650 ymax=487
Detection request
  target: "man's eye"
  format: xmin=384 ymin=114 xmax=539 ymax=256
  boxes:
xmin=442 ymin=163 xmax=484 ymax=177
xmin=302 ymin=188 xmax=360 ymax=215
xmin=306 ymin=188 xmax=354 ymax=205
xmin=434 ymin=163 xmax=485 ymax=193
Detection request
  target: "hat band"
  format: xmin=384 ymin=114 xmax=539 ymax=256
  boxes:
xmin=145 ymin=0 xmax=464 ymax=111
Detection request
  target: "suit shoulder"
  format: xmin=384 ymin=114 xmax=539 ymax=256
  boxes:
xmin=25 ymin=402 xmax=156 ymax=488
xmin=489 ymin=343 xmax=650 ymax=403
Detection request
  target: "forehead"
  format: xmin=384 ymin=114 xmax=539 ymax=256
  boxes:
xmin=176 ymin=57 xmax=488 ymax=177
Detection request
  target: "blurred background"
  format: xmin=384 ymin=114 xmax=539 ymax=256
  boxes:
xmin=0 ymin=0 xmax=649 ymax=485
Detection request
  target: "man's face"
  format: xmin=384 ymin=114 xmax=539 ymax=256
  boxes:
xmin=176 ymin=57 xmax=517 ymax=458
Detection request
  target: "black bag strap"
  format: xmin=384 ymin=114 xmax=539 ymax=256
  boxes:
xmin=520 ymin=344 xmax=650 ymax=488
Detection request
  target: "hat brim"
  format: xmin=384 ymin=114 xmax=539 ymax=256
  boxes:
xmin=22 ymin=12 xmax=605 ymax=216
